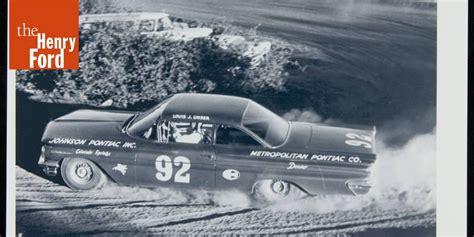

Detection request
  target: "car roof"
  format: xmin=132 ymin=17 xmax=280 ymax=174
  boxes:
xmin=161 ymin=93 xmax=251 ymax=125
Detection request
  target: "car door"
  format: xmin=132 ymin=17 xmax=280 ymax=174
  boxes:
xmin=135 ymin=120 xmax=216 ymax=189
xmin=213 ymin=125 xmax=272 ymax=191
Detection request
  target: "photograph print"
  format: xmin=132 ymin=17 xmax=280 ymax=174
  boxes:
xmin=15 ymin=0 xmax=437 ymax=236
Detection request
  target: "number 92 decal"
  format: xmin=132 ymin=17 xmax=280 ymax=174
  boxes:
xmin=155 ymin=155 xmax=191 ymax=183
xmin=345 ymin=133 xmax=373 ymax=149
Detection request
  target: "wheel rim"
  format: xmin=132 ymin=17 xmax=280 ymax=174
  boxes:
xmin=271 ymin=180 xmax=289 ymax=195
xmin=70 ymin=161 xmax=93 ymax=185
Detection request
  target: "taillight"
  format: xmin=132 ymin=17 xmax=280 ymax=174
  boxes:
xmin=346 ymin=179 xmax=372 ymax=196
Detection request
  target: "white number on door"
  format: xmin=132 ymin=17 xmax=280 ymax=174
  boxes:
xmin=155 ymin=155 xmax=191 ymax=183
xmin=155 ymin=155 xmax=173 ymax=181
xmin=174 ymin=156 xmax=191 ymax=183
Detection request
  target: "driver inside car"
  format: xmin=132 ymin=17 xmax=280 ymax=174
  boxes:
xmin=171 ymin=122 xmax=204 ymax=144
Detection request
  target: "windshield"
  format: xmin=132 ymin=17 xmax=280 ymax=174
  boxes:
xmin=128 ymin=99 xmax=170 ymax=136
xmin=242 ymin=101 xmax=289 ymax=147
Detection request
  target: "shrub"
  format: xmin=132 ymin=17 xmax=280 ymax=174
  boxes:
xmin=17 ymin=22 xmax=292 ymax=108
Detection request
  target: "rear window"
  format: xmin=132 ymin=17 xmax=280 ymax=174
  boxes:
xmin=242 ymin=101 xmax=289 ymax=147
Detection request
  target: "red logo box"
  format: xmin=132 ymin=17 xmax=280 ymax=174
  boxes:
xmin=10 ymin=0 xmax=79 ymax=69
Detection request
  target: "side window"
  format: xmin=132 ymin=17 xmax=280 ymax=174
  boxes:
xmin=139 ymin=19 xmax=156 ymax=32
xmin=216 ymin=125 xmax=261 ymax=147
xmin=149 ymin=120 xmax=214 ymax=144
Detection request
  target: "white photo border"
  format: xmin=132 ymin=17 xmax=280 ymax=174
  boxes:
xmin=6 ymin=0 xmax=469 ymax=236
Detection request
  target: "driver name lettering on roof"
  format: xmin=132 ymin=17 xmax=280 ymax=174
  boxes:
xmin=172 ymin=114 xmax=210 ymax=121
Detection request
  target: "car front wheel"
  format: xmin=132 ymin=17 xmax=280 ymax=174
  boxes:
xmin=61 ymin=158 xmax=106 ymax=190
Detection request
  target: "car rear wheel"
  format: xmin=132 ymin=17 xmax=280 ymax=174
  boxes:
xmin=253 ymin=179 xmax=291 ymax=202
xmin=61 ymin=158 xmax=106 ymax=190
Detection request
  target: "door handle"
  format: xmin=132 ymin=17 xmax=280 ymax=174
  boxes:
xmin=200 ymin=153 xmax=216 ymax=160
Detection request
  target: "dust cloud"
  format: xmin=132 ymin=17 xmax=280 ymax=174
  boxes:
xmin=272 ymin=109 xmax=435 ymax=214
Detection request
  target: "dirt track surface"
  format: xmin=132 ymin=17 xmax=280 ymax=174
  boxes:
xmin=16 ymin=167 xmax=435 ymax=236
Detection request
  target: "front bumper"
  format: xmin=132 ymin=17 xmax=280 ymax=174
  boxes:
xmin=38 ymin=147 xmax=59 ymax=176
xmin=41 ymin=165 xmax=58 ymax=176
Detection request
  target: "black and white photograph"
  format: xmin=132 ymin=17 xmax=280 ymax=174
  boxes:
xmin=14 ymin=0 xmax=439 ymax=236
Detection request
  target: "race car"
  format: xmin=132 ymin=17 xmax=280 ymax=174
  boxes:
xmin=38 ymin=93 xmax=376 ymax=200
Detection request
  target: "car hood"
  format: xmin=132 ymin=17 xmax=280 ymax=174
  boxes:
xmin=283 ymin=121 xmax=376 ymax=155
xmin=41 ymin=109 xmax=136 ymax=142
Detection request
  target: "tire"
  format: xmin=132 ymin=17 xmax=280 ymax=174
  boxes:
xmin=60 ymin=158 xmax=106 ymax=190
xmin=253 ymin=179 xmax=291 ymax=202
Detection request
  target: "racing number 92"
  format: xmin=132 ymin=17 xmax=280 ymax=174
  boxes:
xmin=345 ymin=133 xmax=373 ymax=149
xmin=155 ymin=155 xmax=191 ymax=183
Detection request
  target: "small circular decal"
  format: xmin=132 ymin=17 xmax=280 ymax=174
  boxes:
xmin=223 ymin=169 xmax=240 ymax=181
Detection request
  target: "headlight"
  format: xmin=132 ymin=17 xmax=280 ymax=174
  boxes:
xmin=38 ymin=153 xmax=45 ymax=164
